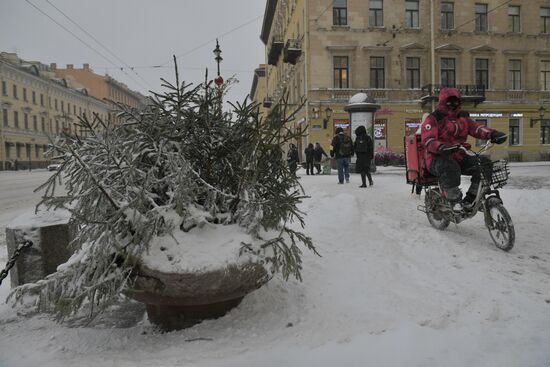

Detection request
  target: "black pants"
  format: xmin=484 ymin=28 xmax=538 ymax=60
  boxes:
xmin=430 ymin=155 xmax=492 ymax=195
xmin=306 ymin=160 xmax=315 ymax=175
xmin=359 ymin=167 xmax=373 ymax=186
xmin=314 ymin=162 xmax=322 ymax=174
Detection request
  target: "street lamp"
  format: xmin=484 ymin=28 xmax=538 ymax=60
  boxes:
xmin=530 ymin=105 xmax=546 ymax=128
xmin=323 ymin=107 xmax=333 ymax=129
xmin=213 ymin=39 xmax=224 ymax=87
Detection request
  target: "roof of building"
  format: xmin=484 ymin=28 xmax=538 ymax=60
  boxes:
xmin=260 ymin=0 xmax=278 ymax=45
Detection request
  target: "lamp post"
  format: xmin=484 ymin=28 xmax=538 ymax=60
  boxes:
xmin=323 ymin=107 xmax=333 ymax=129
xmin=530 ymin=106 xmax=546 ymax=128
xmin=213 ymin=39 xmax=224 ymax=88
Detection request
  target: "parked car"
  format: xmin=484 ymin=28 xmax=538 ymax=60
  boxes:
xmin=47 ymin=162 xmax=62 ymax=171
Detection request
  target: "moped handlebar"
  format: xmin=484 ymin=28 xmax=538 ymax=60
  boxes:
xmin=458 ymin=139 xmax=496 ymax=157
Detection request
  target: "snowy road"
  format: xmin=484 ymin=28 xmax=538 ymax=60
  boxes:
xmin=0 ymin=165 xmax=549 ymax=367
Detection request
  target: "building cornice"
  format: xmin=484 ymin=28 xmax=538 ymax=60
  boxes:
xmin=260 ymin=0 xmax=278 ymax=45
xmin=399 ymin=43 xmax=427 ymax=52
xmin=469 ymin=45 xmax=497 ymax=54
xmin=435 ymin=44 xmax=463 ymax=54
xmin=502 ymin=49 xmax=530 ymax=56
xmin=363 ymin=46 xmax=393 ymax=52
xmin=326 ymin=45 xmax=358 ymax=52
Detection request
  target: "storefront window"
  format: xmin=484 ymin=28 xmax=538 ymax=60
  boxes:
xmin=475 ymin=119 xmax=487 ymax=146
xmin=509 ymin=118 xmax=521 ymax=145
xmin=541 ymin=120 xmax=550 ymax=144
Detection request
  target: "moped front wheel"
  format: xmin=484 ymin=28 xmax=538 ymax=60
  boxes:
xmin=425 ymin=189 xmax=450 ymax=230
xmin=486 ymin=203 xmax=515 ymax=251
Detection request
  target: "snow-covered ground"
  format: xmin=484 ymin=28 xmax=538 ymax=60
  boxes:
xmin=1 ymin=164 xmax=549 ymax=367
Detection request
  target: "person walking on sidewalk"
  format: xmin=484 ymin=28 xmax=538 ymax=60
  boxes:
xmin=313 ymin=142 xmax=328 ymax=174
xmin=354 ymin=125 xmax=374 ymax=188
xmin=304 ymin=143 xmax=315 ymax=175
xmin=330 ymin=127 xmax=354 ymax=184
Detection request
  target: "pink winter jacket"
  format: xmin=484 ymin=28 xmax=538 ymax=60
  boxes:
xmin=420 ymin=88 xmax=494 ymax=170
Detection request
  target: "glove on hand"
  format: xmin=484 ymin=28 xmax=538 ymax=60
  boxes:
xmin=438 ymin=144 xmax=460 ymax=155
xmin=490 ymin=131 xmax=507 ymax=144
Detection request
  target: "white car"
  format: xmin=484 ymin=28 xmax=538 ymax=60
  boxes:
xmin=47 ymin=162 xmax=62 ymax=171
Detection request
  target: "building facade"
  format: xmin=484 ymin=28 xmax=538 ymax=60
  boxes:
xmin=258 ymin=0 xmax=550 ymax=161
xmin=0 ymin=52 xmax=110 ymax=170
xmin=54 ymin=64 xmax=146 ymax=123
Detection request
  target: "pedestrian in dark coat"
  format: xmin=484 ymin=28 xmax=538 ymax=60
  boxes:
xmin=330 ymin=127 xmax=354 ymax=184
xmin=354 ymin=125 xmax=374 ymax=188
xmin=287 ymin=143 xmax=299 ymax=176
xmin=313 ymin=142 xmax=329 ymax=174
xmin=304 ymin=143 xmax=315 ymax=175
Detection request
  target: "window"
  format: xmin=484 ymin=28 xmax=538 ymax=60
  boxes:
xmin=1 ymin=81 xmax=6 ymax=96
xmin=406 ymin=57 xmax=420 ymax=89
xmin=405 ymin=0 xmax=419 ymax=28
xmin=333 ymin=0 xmax=347 ymax=26
xmin=509 ymin=59 xmax=522 ymax=90
xmin=475 ymin=58 xmax=489 ymax=89
xmin=14 ymin=111 xmax=19 ymax=128
xmin=508 ymin=6 xmax=521 ymax=33
xmin=55 ymin=99 xmax=58 ymax=111
xmin=542 ymin=61 xmax=550 ymax=90
xmin=509 ymin=119 xmax=520 ymax=145
xmin=35 ymin=145 xmax=40 ymax=158
xmin=475 ymin=120 xmax=488 ymax=146
xmin=41 ymin=116 xmax=45 ymax=131
xmin=24 ymin=113 xmax=28 ymax=130
xmin=23 ymin=88 xmax=27 ymax=102
xmin=370 ymin=57 xmax=385 ymax=88
xmin=333 ymin=56 xmax=349 ymax=88
xmin=475 ymin=3 xmax=488 ymax=32
xmin=369 ymin=0 xmax=384 ymax=27
xmin=61 ymin=101 xmax=64 ymax=113
xmin=55 ymin=120 xmax=59 ymax=133
xmin=13 ymin=84 xmax=18 ymax=99
xmin=32 ymin=91 xmax=36 ymax=104
xmin=33 ymin=115 xmax=37 ymax=131
xmin=541 ymin=7 xmax=550 ymax=34
xmin=2 ymin=109 xmax=8 ymax=127
xmin=541 ymin=120 xmax=550 ymax=144
xmin=16 ymin=144 xmax=21 ymax=158
xmin=440 ymin=58 xmax=456 ymax=87
xmin=73 ymin=105 xmax=76 ymax=115
xmin=441 ymin=2 xmax=454 ymax=30
xmin=40 ymin=94 xmax=44 ymax=106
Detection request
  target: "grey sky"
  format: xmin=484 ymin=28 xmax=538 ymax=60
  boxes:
xmin=0 ymin=0 xmax=266 ymax=104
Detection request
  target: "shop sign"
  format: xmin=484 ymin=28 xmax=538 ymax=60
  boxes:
xmin=405 ymin=119 xmax=421 ymax=136
xmin=374 ymin=120 xmax=387 ymax=139
xmin=311 ymin=124 xmax=322 ymax=129
xmin=469 ymin=112 xmax=524 ymax=118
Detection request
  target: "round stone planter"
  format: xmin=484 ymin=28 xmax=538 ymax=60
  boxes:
xmin=126 ymin=261 xmax=269 ymax=331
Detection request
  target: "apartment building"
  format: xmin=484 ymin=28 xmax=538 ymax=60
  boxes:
xmin=0 ymin=52 xmax=110 ymax=170
xmin=54 ymin=63 xmax=146 ymax=123
xmin=259 ymin=0 xmax=550 ymax=161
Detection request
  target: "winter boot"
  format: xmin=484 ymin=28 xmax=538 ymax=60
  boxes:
xmin=445 ymin=186 xmax=463 ymax=212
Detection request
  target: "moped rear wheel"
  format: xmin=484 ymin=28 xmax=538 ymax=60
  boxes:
xmin=425 ymin=189 xmax=450 ymax=230
xmin=486 ymin=203 xmax=515 ymax=251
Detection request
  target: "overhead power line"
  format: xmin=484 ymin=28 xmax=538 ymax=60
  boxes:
xmin=158 ymin=14 xmax=263 ymax=67
xmin=44 ymin=0 xmax=153 ymax=89
xmin=23 ymin=0 xmax=150 ymax=91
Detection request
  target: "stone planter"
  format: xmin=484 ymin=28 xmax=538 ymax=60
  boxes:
xmin=126 ymin=261 xmax=269 ymax=331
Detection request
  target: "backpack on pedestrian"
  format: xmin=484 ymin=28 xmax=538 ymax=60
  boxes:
xmin=339 ymin=135 xmax=353 ymax=156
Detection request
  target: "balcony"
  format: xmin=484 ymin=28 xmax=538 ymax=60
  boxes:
xmin=420 ymin=84 xmax=485 ymax=107
xmin=283 ymin=39 xmax=302 ymax=65
xmin=263 ymin=97 xmax=273 ymax=108
xmin=268 ymin=36 xmax=284 ymax=66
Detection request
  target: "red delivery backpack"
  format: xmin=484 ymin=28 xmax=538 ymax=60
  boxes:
xmin=404 ymin=135 xmax=438 ymax=186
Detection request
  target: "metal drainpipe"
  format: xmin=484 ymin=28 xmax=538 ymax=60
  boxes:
xmin=431 ymin=0 xmax=436 ymax=111
xmin=304 ymin=0 xmax=310 ymax=148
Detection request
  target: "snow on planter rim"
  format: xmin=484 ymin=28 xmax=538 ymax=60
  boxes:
xmin=141 ymin=223 xmax=268 ymax=274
